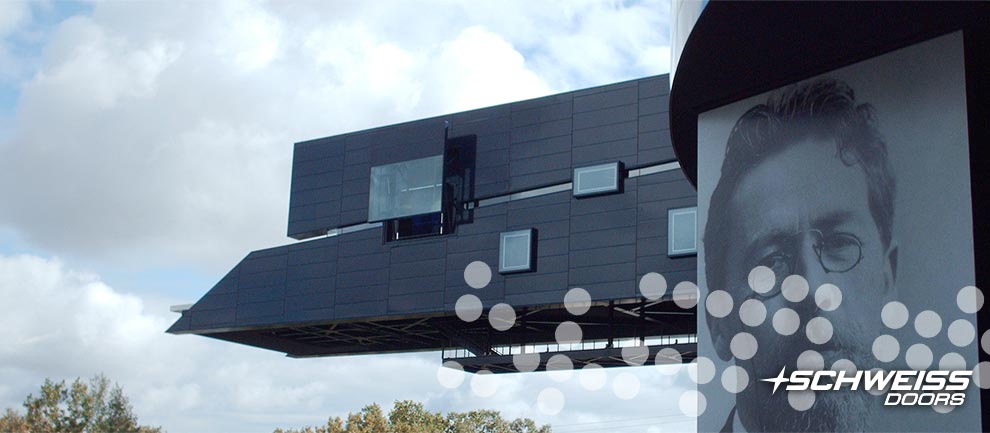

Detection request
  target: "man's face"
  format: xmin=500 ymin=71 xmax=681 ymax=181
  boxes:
xmin=713 ymin=138 xmax=896 ymax=432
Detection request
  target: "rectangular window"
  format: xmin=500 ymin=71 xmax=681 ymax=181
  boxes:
xmin=368 ymin=155 xmax=444 ymax=222
xmin=500 ymin=229 xmax=534 ymax=273
xmin=668 ymin=207 xmax=698 ymax=257
xmin=573 ymin=162 xmax=623 ymax=197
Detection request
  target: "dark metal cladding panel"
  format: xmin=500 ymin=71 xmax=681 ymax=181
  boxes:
xmin=637 ymin=75 xmax=669 ymax=99
xmin=285 ymin=237 xmax=338 ymax=319
xmin=511 ymin=101 xmax=572 ymax=128
xmin=637 ymin=76 xmax=672 ymax=168
xmin=335 ymin=298 xmax=388 ymax=320
xmin=572 ymin=121 xmax=638 ymax=148
xmin=389 ymin=291 xmax=444 ymax=314
xmin=573 ymin=104 xmax=638 ymax=130
xmin=336 ymin=284 xmax=388 ymax=304
xmin=573 ymin=138 xmax=638 ymax=166
xmin=504 ymin=272 xmax=569 ymax=296
xmin=389 ymin=274 xmax=445 ymax=297
xmin=638 ymin=95 xmax=667 ymax=117
xmin=511 ymin=135 xmax=572 ymax=160
xmin=573 ymin=83 xmax=637 ymax=112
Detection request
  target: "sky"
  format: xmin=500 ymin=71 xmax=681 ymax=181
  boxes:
xmin=0 ymin=1 xmax=695 ymax=432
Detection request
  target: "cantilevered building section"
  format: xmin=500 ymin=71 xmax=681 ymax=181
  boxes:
xmin=167 ymin=74 xmax=699 ymax=373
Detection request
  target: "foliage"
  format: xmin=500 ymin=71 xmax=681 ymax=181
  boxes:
xmin=273 ymin=400 xmax=551 ymax=433
xmin=0 ymin=374 xmax=162 ymax=433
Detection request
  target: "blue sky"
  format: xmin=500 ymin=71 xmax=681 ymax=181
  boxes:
xmin=0 ymin=1 xmax=691 ymax=432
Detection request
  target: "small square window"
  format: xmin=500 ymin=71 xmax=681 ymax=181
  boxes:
xmin=500 ymin=229 xmax=534 ymax=273
xmin=668 ymin=207 xmax=697 ymax=257
xmin=573 ymin=162 xmax=623 ymax=197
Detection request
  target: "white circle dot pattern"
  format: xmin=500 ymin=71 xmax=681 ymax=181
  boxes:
xmin=983 ymin=330 xmax=990 ymax=356
xmin=706 ymin=290 xmax=733 ymax=318
xmin=788 ymin=390 xmax=815 ymax=412
xmin=455 ymin=295 xmax=483 ymax=322
xmin=806 ymin=317 xmax=833 ymax=345
xmin=881 ymin=301 xmax=909 ymax=329
xmin=546 ymin=354 xmax=573 ymax=382
xmin=555 ymin=321 xmax=582 ymax=345
xmin=906 ymin=343 xmax=933 ymax=370
xmin=488 ymin=303 xmax=516 ymax=331
xmin=471 ymin=370 xmax=498 ymax=397
xmin=512 ymin=353 xmax=540 ymax=373
xmin=679 ymin=390 xmax=706 ymax=417
xmin=689 ymin=357 xmax=716 ymax=385
xmin=974 ymin=362 xmax=990 ymax=389
xmin=464 ymin=261 xmax=492 ymax=289
xmin=579 ymin=364 xmax=606 ymax=391
xmin=612 ymin=372 xmax=640 ymax=400
xmin=939 ymin=352 xmax=966 ymax=370
xmin=914 ymin=310 xmax=942 ymax=338
xmin=748 ymin=266 xmax=776 ymax=294
xmin=730 ymin=332 xmax=758 ymax=360
xmin=933 ymin=404 xmax=955 ymax=414
xmin=781 ymin=275 xmax=809 ymax=302
xmin=721 ymin=366 xmax=749 ymax=394
xmin=773 ymin=308 xmax=800 ymax=336
xmin=957 ymin=286 xmax=984 ymax=314
xmin=639 ymin=272 xmax=667 ymax=300
xmin=739 ymin=299 xmax=767 ymax=327
xmin=872 ymin=335 xmax=900 ymax=363
xmin=621 ymin=345 xmax=650 ymax=366
xmin=438 ymin=361 xmax=465 ymax=389
xmin=831 ymin=359 xmax=857 ymax=375
xmin=947 ymin=319 xmax=975 ymax=347
xmin=537 ymin=388 xmax=565 ymax=415
xmin=673 ymin=281 xmax=700 ymax=309
xmin=564 ymin=288 xmax=592 ymax=316
xmin=814 ymin=283 xmax=842 ymax=311
xmin=656 ymin=347 xmax=683 ymax=366
xmin=797 ymin=350 xmax=825 ymax=371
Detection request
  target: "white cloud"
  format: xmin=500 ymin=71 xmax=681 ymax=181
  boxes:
xmin=0 ymin=0 xmax=669 ymax=275
xmin=0 ymin=1 xmax=32 ymax=82
xmin=0 ymin=252 xmax=695 ymax=432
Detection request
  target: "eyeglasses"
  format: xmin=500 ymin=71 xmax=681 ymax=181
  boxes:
xmin=756 ymin=229 xmax=863 ymax=290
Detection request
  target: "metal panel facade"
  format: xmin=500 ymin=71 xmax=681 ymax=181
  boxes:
xmin=169 ymin=74 xmax=695 ymax=344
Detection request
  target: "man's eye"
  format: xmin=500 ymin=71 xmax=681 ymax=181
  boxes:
xmin=758 ymin=253 xmax=790 ymax=281
xmin=820 ymin=233 xmax=862 ymax=269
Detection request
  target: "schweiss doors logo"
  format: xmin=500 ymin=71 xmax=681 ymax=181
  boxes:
xmin=762 ymin=368 xmax=973 ymax=406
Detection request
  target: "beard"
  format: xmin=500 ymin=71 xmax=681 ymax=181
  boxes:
xmin=736 ymin=317 xmax=878 ymax=432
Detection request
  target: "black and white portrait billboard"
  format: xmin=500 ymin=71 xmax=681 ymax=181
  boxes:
xmin=696 ymin=32 xmax=983 ymax=432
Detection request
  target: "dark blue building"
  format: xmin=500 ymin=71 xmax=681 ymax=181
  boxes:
xmin=168 ymin=74 xmax=698 ymax=372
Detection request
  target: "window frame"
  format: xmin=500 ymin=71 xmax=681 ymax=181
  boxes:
xmin=572 ymin=162 xmax=623 ymax=198
xmin=499 ymin=229 xmax=535 ymax=273
xmin=667 ymin=206 xmax=698 ymax=257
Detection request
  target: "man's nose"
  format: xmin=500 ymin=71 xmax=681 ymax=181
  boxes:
xmin=791 ymin=239 xmax=826 ymax=314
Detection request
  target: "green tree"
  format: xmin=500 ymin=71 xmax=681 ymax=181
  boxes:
xmin=0 ymin=374 xmax=162 ymax=433
xmin=275 ymin=400 xmax=550 ymax=433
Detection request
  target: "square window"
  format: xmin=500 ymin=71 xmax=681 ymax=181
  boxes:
xmin=573 ymin=162 xmax=623 ymax=197
xmin=500 ymin=229 xmax=534 ymax=273
xmin=668 ymin=207 xmax=698 ymax=257
xmin=368 ymin=155 xmax=444 ymax=222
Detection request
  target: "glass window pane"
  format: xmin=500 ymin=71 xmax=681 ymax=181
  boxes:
xmin=500 ymin=229 xmax=533 ymax=273
xmin=368 ymin=155 xmax=443 ymax=222
xmin=668 ymin=207 xmax=698 ymax=256
xmin=573 ymin=162 xmax=620 ymax=197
